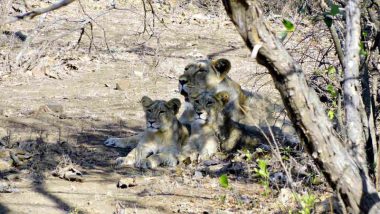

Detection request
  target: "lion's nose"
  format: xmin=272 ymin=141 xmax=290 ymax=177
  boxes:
xmin=196 ymin=111 xmax=202 ymax=116
xmin=179 ymin=80 xmax=188 ymax=85
xmin=148 ymin=120 xmax=155 ymax=125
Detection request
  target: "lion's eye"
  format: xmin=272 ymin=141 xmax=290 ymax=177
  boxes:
xmin=159 ymin=111 xmax=166 ymax=114
xmin=207 ymin=101 xmax=214 ymax=106
xmin=147 ymin=109 xmax=152 ymax=113
xmin=195 ymin=100 xmax=200 ymax=104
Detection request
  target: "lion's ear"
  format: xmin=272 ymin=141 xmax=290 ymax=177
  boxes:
xmin=212 ymin=58 xmax=231 ymax=77
xmin=141 ymin=96 xmax=153 ymax=109
xmin=215 ymin=91 xmax=230 ymax=106
xmin=166 ymin=98 xmax=181 ymax=115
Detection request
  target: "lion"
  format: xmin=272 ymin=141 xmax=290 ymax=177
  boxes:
xmin=178 ymin=58 xmax=299 ymax=151
xmin=180 ymin=91 xmax=264 ymax=160
xmin=104 ymin=58 xmax=243 ymax=149
xmin=114 ymin=96 xmax=189 ymax=169
xmin=178 ymin=91 xmax=223 ymax=162
xmin=179 ymin=90 xmax=298 ymax=162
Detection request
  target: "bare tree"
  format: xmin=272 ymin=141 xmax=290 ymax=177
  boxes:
xmin=222 ymin=0 xmax=380 ymax=212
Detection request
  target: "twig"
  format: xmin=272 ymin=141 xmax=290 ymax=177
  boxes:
xmin=1 ymin=0 xmax=77 ymax=25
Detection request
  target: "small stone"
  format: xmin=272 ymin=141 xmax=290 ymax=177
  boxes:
xmin=0 ymin=159 xmax=12 ymax=171
xmin=193 ymin=171 xmax=203 ymax=179
xmin=278 ymin=188 xmax=295 ymax=205
xmin=116 ymin=177 xmax=136 ymax=188
xmin=115 ymin=80 xmax=130 ymax=91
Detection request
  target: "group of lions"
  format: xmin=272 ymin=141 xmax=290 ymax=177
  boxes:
xmin=104 ymin=58 xmax=299 ymax=169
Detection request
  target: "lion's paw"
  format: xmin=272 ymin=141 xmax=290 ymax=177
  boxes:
xmin=139 ymin=159 xmax=159 ymax=169
xmin=104 ymin=138 xmax=124 ymax=148
xmin=115 ymin=156 xmax=135 ymax=168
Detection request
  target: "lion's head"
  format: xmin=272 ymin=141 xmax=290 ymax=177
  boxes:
xmin=178 ymin=58 xmax=231 ymax=101
xmin=189 ymin=90 xmax=230 ymax=126
xmin=141 ymin=96 xmax=181 ymax=133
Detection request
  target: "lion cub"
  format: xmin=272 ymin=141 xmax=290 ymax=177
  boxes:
xmin=179 ymin=91 xmax=223 ymax=162
xmin=116 ymin=96 xmax=189 ymax=169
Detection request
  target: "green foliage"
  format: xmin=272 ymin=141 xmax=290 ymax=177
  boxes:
xmin=279 ymin=19 xmax=295 ymax=42
xmin=326 ymin=84 xmax=337 ymax=98
xmin=282 ymin=19 xmax=295 ymax=32
xmin=327 ymin=66 xmax=336 ymax=76
xmin=299 ymin=193 xmax=317 ymax=214
xmin=254 ymin=159 xmax=270 ymax=196
xmin=242 ymin=148 xmax=253 ymax=161
xmin=327 ymin=110 xmax=335 ymax=120
xmin=330 ymin=4 xmax=340 ymax=16
xmin=359 ymin=41 xmax=368 ymax=57
xmin=219 ymin=174 xmax=229 ymax=188
xmin=280 ymin=146 xmax=292 ymax=161
xmin=323 ymin=4 xmax=340 ymax=28
xmin=324 ymin=17 xmax=333 ymax=28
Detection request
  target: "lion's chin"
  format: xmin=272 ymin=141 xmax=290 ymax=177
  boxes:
xmin=195 ymin=118 xmax=207 ymax=125
xmin=147 ymin=127 xmax=159 ymax=132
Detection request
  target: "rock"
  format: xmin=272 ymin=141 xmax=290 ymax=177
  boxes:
xmin=0 ymin=159 xmax=12 ymax=171
xmin=0 ymin=182 xmax=18 ymax=193
xmin=116 ymin=177 xmax=136 ymax=188
xmin=115 ymin=80 xmax=130 ymax=91
xmin=270 ymin=172 xmax=287 ymax=185
xmin=277 ymin=188 xmax=295 ymax=206
xmin=193 ymin=171 xmax=203 ymax=179
xmin=315 ymin=196 xmax=342 ymax=214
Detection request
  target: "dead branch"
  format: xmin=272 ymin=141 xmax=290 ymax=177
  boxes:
xmin=0 ymin=0 xmax=76 ymax=25
xmin=222 ymin=0 xmax=380 ymax=212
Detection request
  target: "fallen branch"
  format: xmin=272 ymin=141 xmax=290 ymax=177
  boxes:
xmin=1 ymin=0 xmax=76 ymax=25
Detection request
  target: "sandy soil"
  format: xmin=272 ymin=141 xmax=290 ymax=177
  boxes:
xmin=0 ymin=1 xmax=332 ymax=213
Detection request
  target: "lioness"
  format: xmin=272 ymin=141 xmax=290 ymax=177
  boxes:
xmin=178 ymin=58 xmax=299 ymax=151
xmin=115 ymin=96 xmax=189 ymax=169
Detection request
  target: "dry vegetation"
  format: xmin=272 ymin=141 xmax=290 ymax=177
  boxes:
xmin=0 ymin=0 xmax=354 ymax=213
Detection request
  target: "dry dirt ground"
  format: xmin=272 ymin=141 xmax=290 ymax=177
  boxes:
xmin=0 ymin=1 xmax=333 ymax=213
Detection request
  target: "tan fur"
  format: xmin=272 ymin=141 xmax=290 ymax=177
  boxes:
xmin=178 ymin=58 xmax=299 ymax=152
xmin=115 ymin=96 xmax=189 ymax=169
xmin=179 ymin=91 xmax=222 ymax=162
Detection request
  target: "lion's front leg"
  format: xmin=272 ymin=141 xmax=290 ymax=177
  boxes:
xmin=115 ymin=144 xmax=153 ymax=168
xmin=140 ymin=151 xmax=178 ymax=169
xmin=104 ymin=133 xmax=141 ymax=149
xmin=221 ymin=128 xmax=242 ymax=152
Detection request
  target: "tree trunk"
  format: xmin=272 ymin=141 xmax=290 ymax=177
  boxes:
xmin=222 ymin=0 xmax=380 ymax=212
xmin=343 ymin=0 xmax=369 ymax=174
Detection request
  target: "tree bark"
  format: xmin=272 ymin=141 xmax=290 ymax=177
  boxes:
xmin=222 ymin=0 xmax=380 ymax=213
xmin=343 ymin=0 xmax=369 ymax=174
